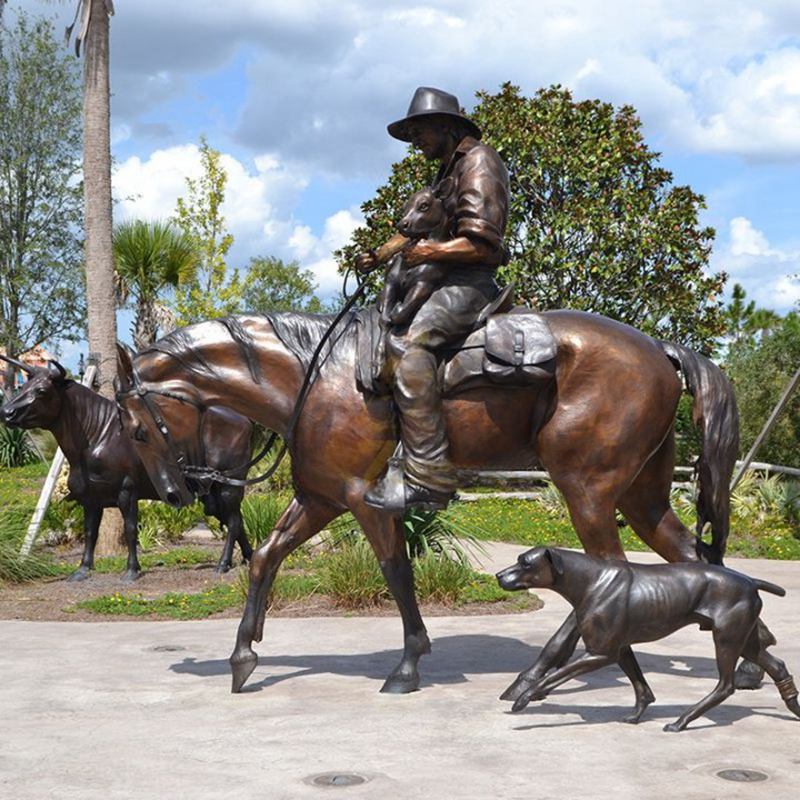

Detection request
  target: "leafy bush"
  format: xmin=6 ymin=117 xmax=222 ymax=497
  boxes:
xmin=318 ymin=538 xmax=388 ymax=608
xmin=0 ymin=512 xmax=59 ymax=583
xmin=138 ymin=500 xmax=206 ymax=541
xmin=412 ymin=550 xmax=473 ymax=603
xmin=0 ymin=424 xmax=39 ymax=468
xmin=241 ymin=494 xmax=284 ymax=546
xmin=404 ymin=508 xmax=486 ymax=564
xmin=42 ymin=498 xmax=84 ymax=542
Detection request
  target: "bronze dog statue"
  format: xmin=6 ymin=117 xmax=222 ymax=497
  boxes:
xmin=497 ymin=547 xmax=800 ymax=731
xmin=379 ymin=180 xmax=454 ymax=327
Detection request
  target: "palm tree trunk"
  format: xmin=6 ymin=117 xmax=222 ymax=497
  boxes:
xmin=83 ymin=1 xmax=116 ymax=398
xmin=82 ymin=1 xmax=123 ymax=554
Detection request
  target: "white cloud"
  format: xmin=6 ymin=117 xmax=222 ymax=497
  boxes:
xmin=112 ymin=144 xmax=359 ymax=298
xmin=288 ymin=209 xmax=364 ymax=296
xmin=716 ymin=217 xmax=800 ymax=312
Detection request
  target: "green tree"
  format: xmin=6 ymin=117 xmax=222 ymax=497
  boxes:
xmin=113 ymin=220 xmax=199 ymax=349
xmin=339 ymin=83 xmax=726 ymax=350
xmin=0 ymin=11 xmax=85 ymax=395
xmin=241 ymin=256 xmax=324 ymax=314
xmin=723 ymin=282 xmax=781 ymax=348
xmin=171 ymin=137 xmax=242 ymax=324
xmin=726 ymin=312 xmax=800 ymax=468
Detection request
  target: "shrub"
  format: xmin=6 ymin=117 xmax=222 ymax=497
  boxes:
xmin=241 ymin=494 xmax=284 ymax=546
xmin=404 ymin=508 xmax=485 ymax=564
xmin=0 ymin=513 xmax=60 ymax=583
xmin=412 ymin=550 xmax=473 ymax=603
xmin=138 ymin=500 xmax=206 ymax=541
xmin=318 ymin=539 xmax=388 ymax=608
xmin=0 ymin=424 xmax=39 ymax=468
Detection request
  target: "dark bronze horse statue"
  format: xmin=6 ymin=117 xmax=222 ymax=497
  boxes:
xmin=113 ymin=309 xmax=738 ymax=695
xmin=0 ymin=356 xmax=253 ymax=580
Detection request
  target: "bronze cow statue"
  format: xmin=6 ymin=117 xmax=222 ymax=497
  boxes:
xmin=0 ymin=356 xmax=253 ymax=581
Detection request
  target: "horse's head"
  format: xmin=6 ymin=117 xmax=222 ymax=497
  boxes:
xmin=115 ymin=344 xmax=195 ymax=508
xmin=0 ymin=356 xmax=68 ymax=429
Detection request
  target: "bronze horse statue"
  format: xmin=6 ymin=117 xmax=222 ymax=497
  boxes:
xmin=0 ymin=355 xmax=253 ymax=580
xmin=114 ymin=309 xmax=738 ymax=695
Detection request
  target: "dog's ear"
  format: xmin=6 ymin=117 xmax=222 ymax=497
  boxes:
xmin=545 ymin=548 xmax=564 ymax=576
xmin=434 ymin=176 xmax=455 ymax=201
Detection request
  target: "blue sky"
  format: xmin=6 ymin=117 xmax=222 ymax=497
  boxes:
xmin=9 ymin=0 xmax=800 ymax=367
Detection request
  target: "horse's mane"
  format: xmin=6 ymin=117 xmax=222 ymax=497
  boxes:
xmin=142 ymin=312 xmax=359 ymax=382
xmin=265 ymin=310 xmax=359 ymax=372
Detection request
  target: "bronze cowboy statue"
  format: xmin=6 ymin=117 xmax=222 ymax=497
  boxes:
xmin=357 ymin=87 xmax=510 ymax=513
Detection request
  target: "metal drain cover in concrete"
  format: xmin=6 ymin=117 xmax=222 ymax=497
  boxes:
xmin=308 ymin=772 xmax=368 ymax=788
xmin=716 ymin=769 xmax=768 ymax=783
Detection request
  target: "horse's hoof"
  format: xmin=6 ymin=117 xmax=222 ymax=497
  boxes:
xmin=663 ymin=721 xmax=683 ymax=733
xmin=213 ymin=564 xmax=231 ymax=575
xmin=735 ymin=661 xmax=764 ymax=690
xmin=380 ymin=670 xmax=420 ymax=694
xmin=122 ymin=569 xmax=142 ymax=583
xmin=620 ymin=712 xmax=644 ymax=725
xmin=66 ymin=567 xmax=91 ymax=583
xmin=230 ymin=650 xmax=258 ymax=693
xmin=500 ymin=677 xmax=533 ymax=702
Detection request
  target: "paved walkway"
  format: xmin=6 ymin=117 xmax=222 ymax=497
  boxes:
xmin=1 ymin=544 xmax=799 ymax=799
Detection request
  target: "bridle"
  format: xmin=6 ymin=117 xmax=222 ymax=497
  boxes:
xmin=116 ymin=264 xmax=376 ymax=490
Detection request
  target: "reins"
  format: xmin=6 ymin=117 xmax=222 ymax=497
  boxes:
xmin=119 ymin=265 xmax=377 ymax=489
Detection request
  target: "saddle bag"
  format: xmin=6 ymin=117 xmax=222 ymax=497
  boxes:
xmin=482 ymin=313 xmax=557 ymax=385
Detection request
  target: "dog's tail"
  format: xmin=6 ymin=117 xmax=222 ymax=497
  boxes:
xmin=659 ymin=342 xmax=739 ymax=566
xmin=754 ymin=579 xmax=786 ymax=597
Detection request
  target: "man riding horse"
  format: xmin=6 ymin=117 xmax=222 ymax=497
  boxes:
xmin=358 ymin=86 xmax=510 ymax=513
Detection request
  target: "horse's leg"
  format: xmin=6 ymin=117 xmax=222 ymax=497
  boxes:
xmin=230 ymin=494 xmax=340 ymax=693
xmin=617 ymin=430 xmax=699 ymax=563
xmin=618 ymin=433 xmax=769 ymax=688
xmin=502 ymin=471 xmax=625 ymax=702
xmin=67 ymin=504 xmax=102 ymax=582
xmin=118 ymin=486 xmax=141 ymax=582
xmin=350 ymin=502 xmax=431 ymax=694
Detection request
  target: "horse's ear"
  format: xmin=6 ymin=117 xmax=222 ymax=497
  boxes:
xmin=434 ymin=176 xmax=455 ymax=201
xmin=545 ymin=548 xmax=564 ymax=576
xmin=116 ymin=343 xmax=134 ymax=393
xmin=47 ymin=360 xmax=67 ymax=383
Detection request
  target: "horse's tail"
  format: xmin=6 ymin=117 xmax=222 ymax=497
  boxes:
xmin=659 ymin=342 xmax=739 ymax=565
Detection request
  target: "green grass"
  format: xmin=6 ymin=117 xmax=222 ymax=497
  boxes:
xmin=446 ymin=497 xmax=800 ymax=560
xmin=74 ymin=583 xmax=242 ymax=619
xmin=89 ymin=547 xmax=217 ymax=574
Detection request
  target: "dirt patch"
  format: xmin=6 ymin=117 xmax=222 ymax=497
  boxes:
xmin=0 ymin=545 xmax=541 ymax=622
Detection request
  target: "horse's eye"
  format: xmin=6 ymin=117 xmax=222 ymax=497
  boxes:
xmin=133 ymin=423 xmax=147 ymax=443
xmin=418 ymin=203 xmax=429 ymax=211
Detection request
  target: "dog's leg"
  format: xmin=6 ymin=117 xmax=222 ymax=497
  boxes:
xmin=501 ymin=611 xmax=581 ymax=701
xmin=742 ymin=627 xmax=800 ymax=720
xmin=735 ymin=618 xmax=774 ymax=689
xmin=511 ymin=652 xmax=615 ymax=712
xmin=664 ymin=624 xmax=745 ymax=732
xmin=617 ymin=646 xmax=656 ymax=724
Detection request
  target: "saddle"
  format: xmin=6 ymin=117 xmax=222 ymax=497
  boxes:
xmin=354 ymin=294 xmax=557 ymax=397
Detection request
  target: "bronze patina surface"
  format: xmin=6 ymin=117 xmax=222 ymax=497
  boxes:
xmin=360 ymin=88 xmax=510 ymax=509
xmin=497 ymin=547 xmax=800 ymax=731
xmin=114 ymin=305 xmax=738 ymax=695
xmin=0 ymin=356 xmax=253 ymax=579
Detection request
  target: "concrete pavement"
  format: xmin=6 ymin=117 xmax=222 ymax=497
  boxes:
xmin=1 ymin=545 xmax=799 ymax=799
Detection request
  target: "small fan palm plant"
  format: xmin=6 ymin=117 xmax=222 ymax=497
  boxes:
xmin=113 ymin=219 xmax=199 ymax=349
